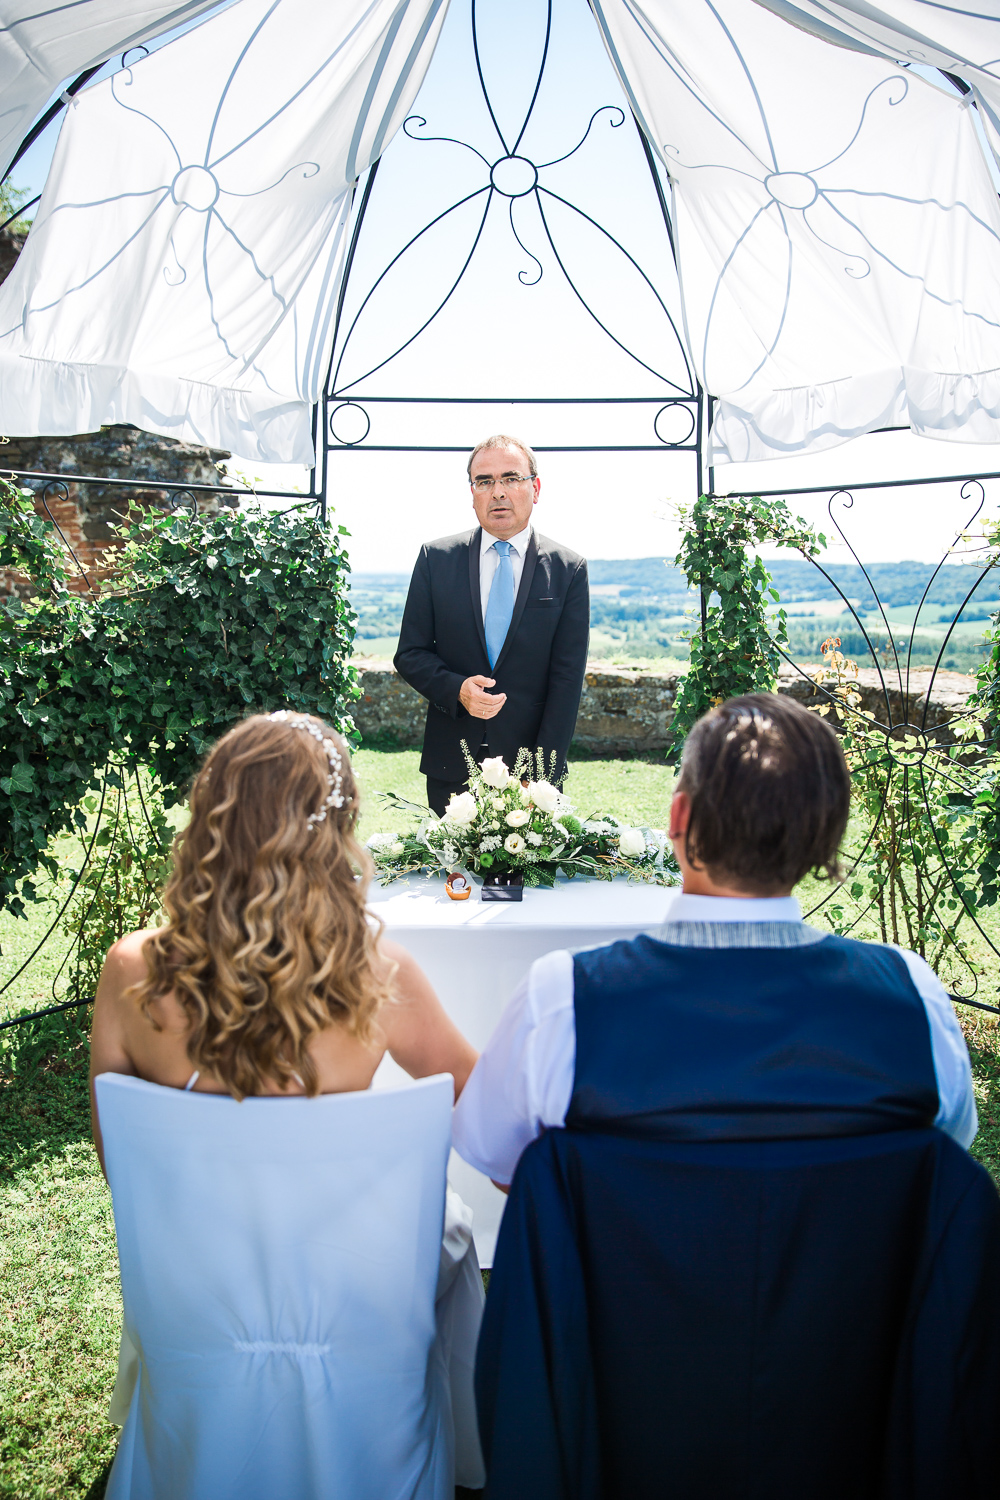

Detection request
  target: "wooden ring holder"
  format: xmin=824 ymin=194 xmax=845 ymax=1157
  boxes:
xmin=445 ymin=871 xmax=472 ymax=901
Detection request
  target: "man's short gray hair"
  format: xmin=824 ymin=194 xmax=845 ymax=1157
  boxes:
xmin=467 ymin=434 xmax=538 ymax=480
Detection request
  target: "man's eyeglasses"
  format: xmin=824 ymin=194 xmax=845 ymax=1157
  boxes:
xmin=471 ymin=473 xmax=535 ymax=492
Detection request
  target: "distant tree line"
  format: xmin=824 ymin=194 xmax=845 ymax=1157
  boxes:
xmin=350 ymin=557 xmax=999 ymax=666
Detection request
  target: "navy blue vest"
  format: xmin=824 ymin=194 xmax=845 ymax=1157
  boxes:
xmin=567 ymin=934 xmax=940 ymax=1141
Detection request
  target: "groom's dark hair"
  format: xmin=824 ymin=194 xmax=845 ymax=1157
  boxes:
xmin=676 ymin=693 xmax=850 ymax=894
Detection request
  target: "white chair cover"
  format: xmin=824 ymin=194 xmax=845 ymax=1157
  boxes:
xmin=95 ymin=1071 xmax=484 ymax=1499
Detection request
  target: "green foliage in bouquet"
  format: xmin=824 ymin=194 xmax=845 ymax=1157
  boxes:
xmin=368 ymin=743 xmax=679 ymax=888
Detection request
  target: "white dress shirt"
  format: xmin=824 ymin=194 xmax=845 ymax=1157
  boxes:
xmin=479 ymin=524 xmax=531 ymax=622
xmin=451 ymin=894 xmax=979 ymax=1185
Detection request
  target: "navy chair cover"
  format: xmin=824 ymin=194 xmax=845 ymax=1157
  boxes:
xmin=476 ymin=1127 xmax=1000 ymax=1500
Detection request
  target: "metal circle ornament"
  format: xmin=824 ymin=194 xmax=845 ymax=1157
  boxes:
xmin=763 ymin=172 xmax=819 ymax=210
xmin=445 ymin=871 xmax=472 ymax=901
xmin=885 ymin=726 xmax=931 ymax=768
xmin=170 ymin=166 xmax=221 ymax=213
xmin=328 ymin=402 xmax=371 ymax=446
xmin=654 ymin=402 xmax=697 ymax=447
xmin=490 ymin=156 xmax=539 ymax=198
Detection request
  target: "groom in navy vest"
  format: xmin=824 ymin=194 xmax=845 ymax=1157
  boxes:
xmin=453 ymin=693 xmax=985 ymax=1499
xmin=453 ymin=692 xmax=975 ymax=1177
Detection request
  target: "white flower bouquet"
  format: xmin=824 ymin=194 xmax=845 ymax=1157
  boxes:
xmin=367 ymin=743 xmax=680 ymax=889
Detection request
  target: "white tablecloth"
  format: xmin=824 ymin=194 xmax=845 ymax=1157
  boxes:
xmin=369 ymin=875 xmax=680 ymax=1264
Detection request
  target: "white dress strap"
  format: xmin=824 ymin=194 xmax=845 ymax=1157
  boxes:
xmin=184 ymin=1071 xmax=200 ymax=1091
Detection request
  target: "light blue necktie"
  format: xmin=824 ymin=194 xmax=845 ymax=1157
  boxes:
xmin=484 ymin=540 xmax=515 ymax=668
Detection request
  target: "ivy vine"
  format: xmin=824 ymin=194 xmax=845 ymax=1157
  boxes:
xmin=969 ymin=515 xmax=1000 ymax=909
xmin=0 ymin=481 xmax=358 ymax=918
xmin=668 ymin=492 xmax=823 ymax=754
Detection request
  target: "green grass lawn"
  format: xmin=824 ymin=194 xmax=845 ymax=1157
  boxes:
xmin=2 ymin=745 xmax=1000 ymax=1497
xmin=0 ymin=1014 xmax=120 ymax=1500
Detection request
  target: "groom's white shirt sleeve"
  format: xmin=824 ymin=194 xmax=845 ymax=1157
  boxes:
xmin=892 ymin=946 xmax=978 ymax=1151
xmin=451 ymin=948 xmax=575 ymax=1185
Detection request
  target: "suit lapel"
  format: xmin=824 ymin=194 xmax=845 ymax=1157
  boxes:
xmin=493 ymin=530 xmax=539 ymax=675
xmin=468 ymin=529 xmax=489 ymax=663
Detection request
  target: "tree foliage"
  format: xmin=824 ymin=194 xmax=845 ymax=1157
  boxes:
xmin=0 ymin=481 xmax=358 ymax=916
xmin=0 ymin=178 xmax=33 ymax=234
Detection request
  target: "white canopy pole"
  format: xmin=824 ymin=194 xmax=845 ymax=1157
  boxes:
xmin=0 ymin=0 xmax=449 ymax=463
xmin=591 ymin=0 xmax=1000 ymax=464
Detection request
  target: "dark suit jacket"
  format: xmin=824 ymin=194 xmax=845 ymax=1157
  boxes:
xmin=476 ymin=1127 xmax=1000 ymax=1500
xmin=394 ymin=528 xmax=589 ymax=782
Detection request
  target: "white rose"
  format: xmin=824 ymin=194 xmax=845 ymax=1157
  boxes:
xmin=366 ymin=832 xmax=392 ymax=849
xmin=389 ymin=842 xmax=405 ymax=857
xmin=505 ymin=808 xmax=530 ymax=827
xmin=481 ymin=757 xmax=510 ymax=789
xmin=491 ymin=794 xmax=505 ymax=810
xmin=528 ymin=780 xmax=561 ymax=814
xmin=504 ymin=832 xmax=526 ymax=854
xmin=443 ymin=791 xmax=478 ymax=825
xmin=617 ymin=826 xmax=647 ymax=858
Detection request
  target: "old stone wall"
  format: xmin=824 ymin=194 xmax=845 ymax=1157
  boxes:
xmin=1 ymin=427 xmax=235 ymax=593
xmin=0 ymin=226 xmax=234 ymax=595
xmin=351 ymin=660 xmax=976 ymax=754
xmin=353 ymin=660 xmax=429 ymax=745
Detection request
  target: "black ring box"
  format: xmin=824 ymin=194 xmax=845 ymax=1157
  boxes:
xmin=481 ymin=870 xmax=524 ymax=902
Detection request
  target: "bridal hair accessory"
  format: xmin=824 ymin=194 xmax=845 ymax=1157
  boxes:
xmin=268 ymin=710 xmax=345 ymax=829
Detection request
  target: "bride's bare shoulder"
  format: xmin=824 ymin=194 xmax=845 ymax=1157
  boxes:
xmin=98 ymin=928 xmax=161 ymax=1000
xmin=375 ymin=935 xmax=411 ymax=968
xmin=373 ymin=936 xmax=426 ymax=989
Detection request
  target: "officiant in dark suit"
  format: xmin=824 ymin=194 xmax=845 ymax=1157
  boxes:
xmin=394 ymin=435 xmax=590 ymax=817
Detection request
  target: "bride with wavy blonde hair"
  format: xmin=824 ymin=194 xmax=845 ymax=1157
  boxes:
xmin=89 ymin=710 xmax=476 ymax=1165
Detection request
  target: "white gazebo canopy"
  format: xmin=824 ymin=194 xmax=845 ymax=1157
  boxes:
xmin=1 ymin=0 xmax=1000 ymax=468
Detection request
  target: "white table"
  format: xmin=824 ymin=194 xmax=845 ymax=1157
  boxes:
xmin=369 ymin=875 xmax=680 ymax=1264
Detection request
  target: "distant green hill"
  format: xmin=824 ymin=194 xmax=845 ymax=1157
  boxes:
xmin=587 ymin=556 xmax=999 ymax=612
xmin=350 ymin=557 xmax=998 ymax=671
